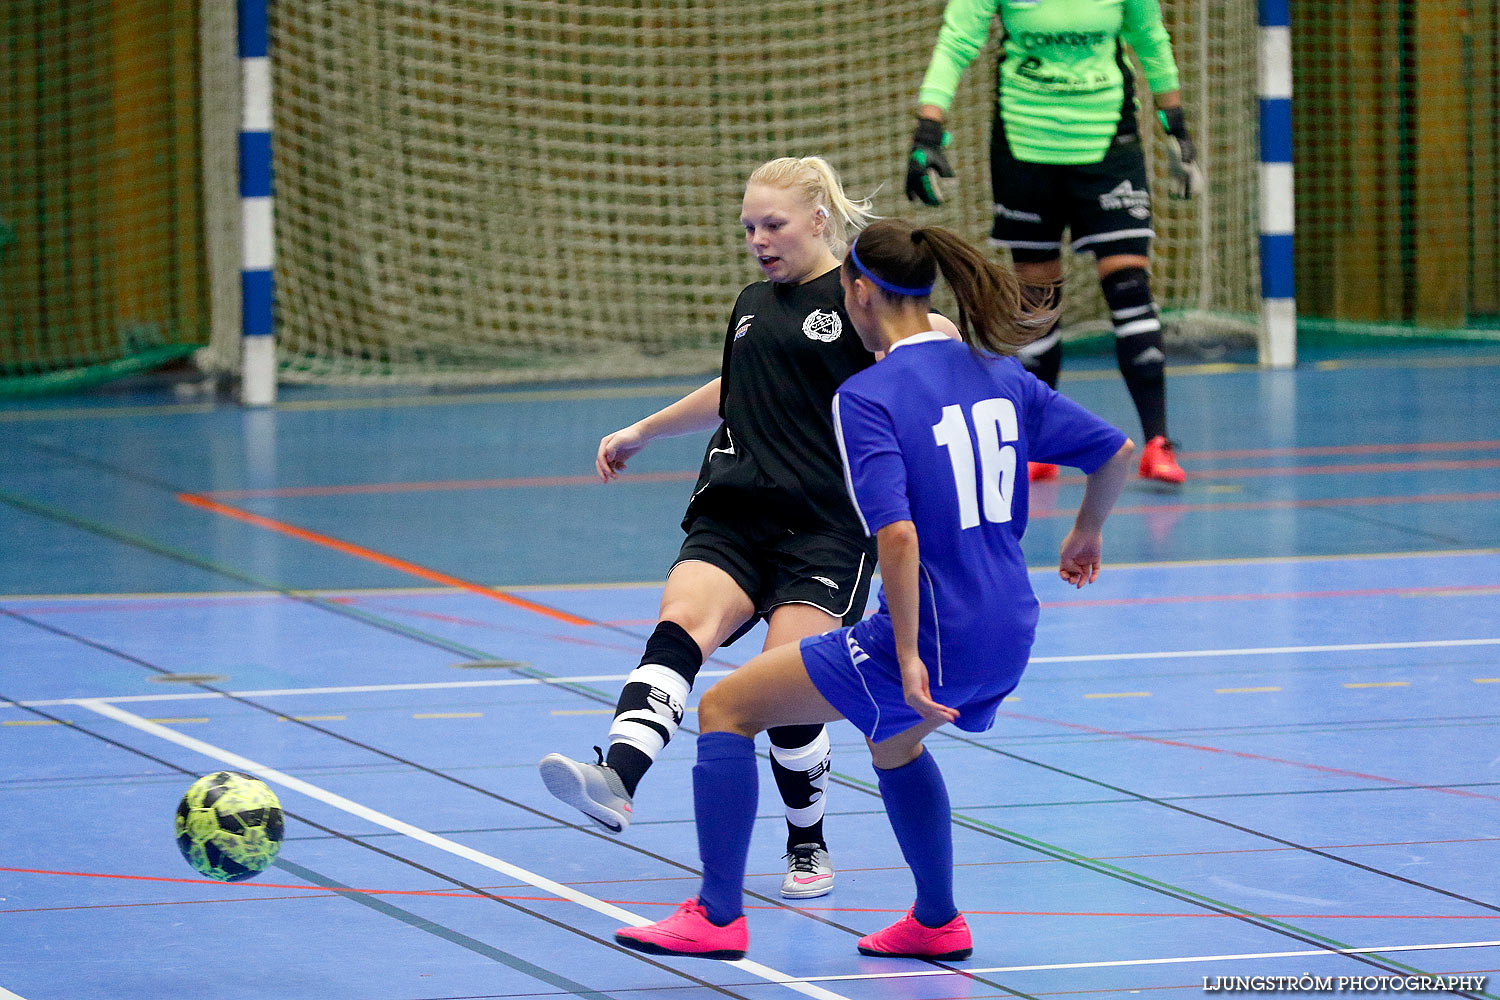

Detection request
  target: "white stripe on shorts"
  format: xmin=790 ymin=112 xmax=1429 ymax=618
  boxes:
xmin=1070 ymin=227 xmax=1155 ymax=250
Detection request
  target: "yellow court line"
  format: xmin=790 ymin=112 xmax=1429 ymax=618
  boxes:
xmin=1215 ymin=686 xmax=1283 ymax=694
xmin=1342 ymin=681 xmax=1410 ymax=689
xmin=413 ymin=712 xmax=482 ymax=719
xmin=3 ymin=719 xmax=69 ymax=726
xmin=1475 ymin=678 xmax=1500 ymax=684
xmin=1084 ymin=692 xmax=1152 ymax=699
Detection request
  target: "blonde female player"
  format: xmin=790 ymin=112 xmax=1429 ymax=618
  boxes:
xmin=612 ymin=218 xmax=1134 ymax=961
xmin=539 ymin=157 xmax=957 ymax=899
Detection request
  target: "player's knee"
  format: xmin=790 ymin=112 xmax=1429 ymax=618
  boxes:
xmin=1100 ymin=264 xmax=1152 ymax=303
xmin=869 ymin=738 xmax=925 ymax=771
xmin=697 ymin=682 xmax=759 ymax=737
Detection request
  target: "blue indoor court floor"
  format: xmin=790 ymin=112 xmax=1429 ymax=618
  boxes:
xmin=2 ymin=343 xmax=1499 ymax=999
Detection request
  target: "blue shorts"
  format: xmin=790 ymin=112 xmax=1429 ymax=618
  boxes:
xmin=800 ymin=619 xmax=1020 ymax=744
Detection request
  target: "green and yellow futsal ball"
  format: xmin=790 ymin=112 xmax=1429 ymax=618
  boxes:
xmin=174 ymin=771 xmax=284 ymax=881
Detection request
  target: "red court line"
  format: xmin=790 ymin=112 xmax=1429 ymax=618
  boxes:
xmin=192 ymin=445 xmax=1500 ymax=501
xmin=6 ymin=869 xmax=1494 ymax=921
xmin=176 ymin=493 xmax=595 ymax=626
xmin=1041 ymin=583 xmax=1500 ymax=610
xmin=1031 ymin=489 xmax=1500 ymax=519
xmin=203 ymin=469 xmax=694 ymax=500
xmin=1190 ymin=440 xmax=1500 ymax=460
xmin=999 ymin=711 xmax=1500 ymax=803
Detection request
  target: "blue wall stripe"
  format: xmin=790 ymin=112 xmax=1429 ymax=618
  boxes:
xmin=1259 ymin=0 xmax=1289 ymax=28
xmin=238 ymin=131 xmax=273 ymax=199
xmin=1260 ymin=234 xmax=1295 ymax=299
xmin=1259 ymin=100 xmax=1293 ymax=164
xmin=242 ymin=271 xmax=275 ymax=338
xmin=238 ymin=0 xmax=268 ymax=58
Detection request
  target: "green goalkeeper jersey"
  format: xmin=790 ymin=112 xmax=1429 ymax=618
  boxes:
xmin=918 ymin=0 xmax=1181 ymax=165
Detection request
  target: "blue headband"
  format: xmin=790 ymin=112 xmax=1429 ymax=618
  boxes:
xmin=848 ymin=238 xmax=934 ymax=298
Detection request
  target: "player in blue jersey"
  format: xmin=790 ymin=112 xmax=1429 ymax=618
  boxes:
xmin=613 ymin=218 xmax=1135 ymax=962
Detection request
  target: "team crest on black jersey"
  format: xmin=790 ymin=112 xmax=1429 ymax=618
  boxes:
xmin=802 ymin=309 xmax=843 ymax=343
xmin=734 ymin=314 xmax=754 ymax=341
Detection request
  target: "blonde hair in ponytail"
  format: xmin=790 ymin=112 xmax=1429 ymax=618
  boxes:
xmin=746 ymin=156 xmax=877 ymax=255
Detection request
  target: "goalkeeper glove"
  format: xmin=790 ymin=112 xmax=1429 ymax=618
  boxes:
xmin=906 ymin=118 xmax=954 ymax=206
xmin=1157 ymin=106 xmax=1205 ymax=200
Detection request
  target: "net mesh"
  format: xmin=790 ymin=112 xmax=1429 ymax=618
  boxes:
xmin=0 ymin=0 xmax=205 ymax=397
xmin=270 ymin=0 xmax=1262 ymax=385
xmin=1293 ymin=2 xmax=1500 ymax=338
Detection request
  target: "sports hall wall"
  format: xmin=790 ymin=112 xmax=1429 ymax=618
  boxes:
xmin=2 ymin=0 xmax=1497 ymax=395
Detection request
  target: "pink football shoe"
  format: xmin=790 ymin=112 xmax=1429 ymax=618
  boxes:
xmin=615 ymin=898 xmax=748 ymax=961
xmin=857 ymin=909 xmax=972 ymax=960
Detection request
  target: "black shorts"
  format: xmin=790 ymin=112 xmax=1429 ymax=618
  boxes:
xmin=672 ymin=508 xmax=875 ymax=646
xmin=989 ymin=125 xmax=1154 ymax=260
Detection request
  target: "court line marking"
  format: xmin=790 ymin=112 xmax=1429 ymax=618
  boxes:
xmin=7 ymin=636 xmax=1499 ymax=711
xmin=0 ymin=987 xmax=30 ymax=999
xmin=787 ymin=939 xmax=1500 ymax=982
xmin=76 ymin=699 xmax=852 ymax=1000
xmin=193 ymin=472 xmax=1500 ymax=503
xmin=175 ymin=493 xmax=594 ymax=627
xmin=3 ymin=546 xmax=1496 ymax=603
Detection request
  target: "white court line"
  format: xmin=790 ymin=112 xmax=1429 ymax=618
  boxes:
xmin=791 ymin=939 xmax=1500 ymax=982
xmin=1028 ymin=637 xmax=1500 ymax=665
xmin=7 ymin=636 xmax=1499 ymax=711
xmin=0 ymin=671 xmax=736 ymax=709
xmin=76 ymin=700 xmax=850 ymax=1000
xmin=0 ymin=987 xmax=29 ymax=999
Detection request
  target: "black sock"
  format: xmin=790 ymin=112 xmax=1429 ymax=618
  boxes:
xmin=1101 ymin=268 xmax=1168 ymax=441
xmin=768 ymin=723 xmax=830 ymax=850
xmin=605 ymin=620 xmax=702 ymax=797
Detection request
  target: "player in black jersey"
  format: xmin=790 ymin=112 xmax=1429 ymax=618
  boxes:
xmin=540 ymin=156 xmax=955 ymax=899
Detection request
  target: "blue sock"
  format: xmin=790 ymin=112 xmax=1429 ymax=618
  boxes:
xmin=694 ymin=731 xmax=758 ymax=926
xmin=875 ymin=747 xmax=956 ymax=928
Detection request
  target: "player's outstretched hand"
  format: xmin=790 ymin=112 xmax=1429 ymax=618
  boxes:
xmin=900 ymin=656 xmax=960 ymax=724
xmin=1164 ymin=135 xmax=1205 ymax=199
xmin=1058 ymin=527 xmax=1103 ymax=588
xmin=1157 ymin=106 xmax=1205 ymax=200
xmin=596 ymin=425 xmax=646 ymax=482
xmin=905 ymin=118 xmax=954 ymax=206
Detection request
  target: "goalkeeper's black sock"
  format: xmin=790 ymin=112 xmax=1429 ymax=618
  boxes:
xmin=1017 ymin=284 xmax=1063 ymax=389
xmin=1102 ymin=267 xmax=1168 ymax=442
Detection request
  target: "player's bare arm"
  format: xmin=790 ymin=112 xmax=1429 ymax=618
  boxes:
xmin=597 ymin=377 xmax=724 ymax=481
xmin=876 ymin=519 xmax=958 ymax=723
xmin=1059 ymin=439 xmax=1135 ymax=587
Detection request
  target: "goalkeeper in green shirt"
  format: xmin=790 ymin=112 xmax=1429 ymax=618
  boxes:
xmin=907 ymin=0 xmax=1203 ymax=484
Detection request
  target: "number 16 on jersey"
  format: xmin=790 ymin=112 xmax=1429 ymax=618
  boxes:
xmin=932 ymin=398 xmax=1018 ymax=529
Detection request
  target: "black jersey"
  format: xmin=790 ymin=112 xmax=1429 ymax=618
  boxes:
xmin=683 ymin=267 xmax=876 ymax=538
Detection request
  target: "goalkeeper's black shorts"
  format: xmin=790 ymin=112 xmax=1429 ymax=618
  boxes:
xmin=989 ymin=125 xmax=1155 ymax=261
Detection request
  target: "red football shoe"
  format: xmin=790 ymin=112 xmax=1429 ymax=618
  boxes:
xmin=1027 ymin=462 xmax=1059 ymax=482
xmin=1138 ymin=436 xmax=1185 ymax=484
xmin=857 ymin=909 xmax=972 ymax=960
xmin=615 ymin=898 xmax=748 ymax=961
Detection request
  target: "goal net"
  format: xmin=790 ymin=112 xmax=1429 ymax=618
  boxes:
xmin=269 ymin=0 xmax=1261 ymax=385
xmin=0 ymin=0 xmax=206 ymax=398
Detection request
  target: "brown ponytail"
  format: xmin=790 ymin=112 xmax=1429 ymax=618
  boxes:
xmin=844 ymin=219 xmax=1056 ymax=355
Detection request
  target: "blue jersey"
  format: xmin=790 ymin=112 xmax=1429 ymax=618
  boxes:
xmin=832 ymin=332 xmax=1126 ymax=689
